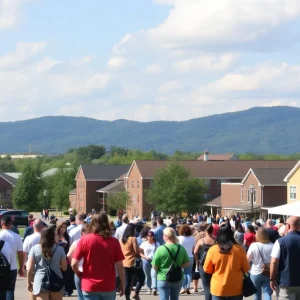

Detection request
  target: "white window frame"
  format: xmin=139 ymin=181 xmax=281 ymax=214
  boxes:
xmin=247 ymin=189 xmax=257 ymax=204
xmin=241 ymin=189 xmax=243 ymax=203
xmin=290 ymin=186 xmax=297 ymax=200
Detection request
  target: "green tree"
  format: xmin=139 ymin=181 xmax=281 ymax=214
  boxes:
xmin=146 ymin=163 xmax=206 ymax=214
xmin=107 ymin=191 xmax=132 ymax=211
xmin=12 ymin=163 xmax=42 ymax=211
xmin=0 ymin=157 xmax=16 ymax=172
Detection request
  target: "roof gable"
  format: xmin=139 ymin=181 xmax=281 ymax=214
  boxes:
xmin=79 ymin=164 xmax=131 ymax=181
xmin=284 ymin=161 xmax=300 ymax=182
xmin=134 ymin=160 xmax=297 ymax=179
xmin=0 ymin=173 xmax=17 ymax=186
xmin=243 ymin=168 xmax=291 ymax=186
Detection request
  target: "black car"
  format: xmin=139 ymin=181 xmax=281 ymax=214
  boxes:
xmin=0 ymin=210 xmax=29 ymax=227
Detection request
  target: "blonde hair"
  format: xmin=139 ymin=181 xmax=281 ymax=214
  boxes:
xmin=256 ymin=227 xmax=270 ymax=244
xmin=163 ymin=227 xmax=179 ymax=244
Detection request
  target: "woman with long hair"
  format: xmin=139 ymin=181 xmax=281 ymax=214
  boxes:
xmin=234 ymin=223 xmax=245 ymax=245
xmin=247 ymin=227 xmax=273 ymax=300
xmin=27 ymin=226 xmax=67 ymax=300
xmin=203 ymin=224 xmax=250 ymax=300
xmin=120 ymin=223 xmax=145 ymax=300
xmin=152 ymin=227 xmax=190 ymax=300
xmin=67 ymin=223 xmax=89 ymax=300
xmin=72 ymin=213 xmax=125 ymax=300
xmin=178 ymin=224 xmax=196 ymax=295
xmin=194 ymin=224 xmax=215 ymax=300
xmin=244 ymin=224 xmax=256 ymax=252
xmin=140 ymin=230 xmax=159 ymax=295
xmin=57 ymin=222 xmax=73 ymax=297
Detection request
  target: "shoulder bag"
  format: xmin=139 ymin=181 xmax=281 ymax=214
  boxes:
xmin=242 ymin=271 xmax=257 ymax=297
xmin=41 ymin=245 xmax=65 ymax=292
xmin=256 ymin=244 xmax=270 ymax=277
xmin=164 ymin=245 xmax=183 ymax=283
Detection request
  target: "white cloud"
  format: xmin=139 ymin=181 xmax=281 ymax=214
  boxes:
xmin=70 ymin=55 xmax=94 ymax=67
xmin=35 ymin=57 xmax=61 ymax=73
xmin=0 ymin=0 xmax=24 ymax=29
xmin=0 ymin=41 xmax=48 ymax=68
xmin=108 ymin=56 xmax=128 ymax=69
xmin=147 ymin=0 xmax=300 ymax=49
xmin=145 ymin=64 xmax=162 ymax=74
xmin=159 ymin=80 xmax=184 ymax=93
xmin=174 ymin=53 xmax=238 ymax=72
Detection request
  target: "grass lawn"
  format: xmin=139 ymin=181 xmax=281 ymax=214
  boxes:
xmin=18 ymin=227 xmax=25 ymax=237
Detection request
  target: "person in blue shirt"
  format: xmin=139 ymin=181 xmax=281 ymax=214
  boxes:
xmin=114 ymin=215 xmax=122 ymax=229
xmin=152 ymin=217 xmax=166 ymax=245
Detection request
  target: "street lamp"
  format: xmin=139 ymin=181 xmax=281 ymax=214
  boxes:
xmin=249 ymin=184 xmax=255 ymax=221
xmin=43 ymin=190 xmax=47 ymax=208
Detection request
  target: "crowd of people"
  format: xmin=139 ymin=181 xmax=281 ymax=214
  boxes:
xmin=0 ymin=211 xmax=300 ymax=300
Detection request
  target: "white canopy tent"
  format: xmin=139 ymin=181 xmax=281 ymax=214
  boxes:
xmin=268 ymin=202 xmax=300 ymax=217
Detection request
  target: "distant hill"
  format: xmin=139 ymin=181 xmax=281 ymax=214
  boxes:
xmin=1 ymin=106 xmax=300 ymax=154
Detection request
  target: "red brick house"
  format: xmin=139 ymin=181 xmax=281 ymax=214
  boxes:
xmin=219 ymin=167 xmax=293 ymax=217
xmin=69 ymin=164 xmax=130 ymax=213
xmin=125 ymin=160 xmax=297 ymax=219
xmin=0 ymin=173 xmax=17 ymax=208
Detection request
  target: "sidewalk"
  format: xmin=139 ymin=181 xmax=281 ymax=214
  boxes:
xmin=15 ymin=277 xmax=208 ymax=299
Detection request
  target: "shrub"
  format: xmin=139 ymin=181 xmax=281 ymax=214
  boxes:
xmin=63 ymin=210 xmax=69 ymax=215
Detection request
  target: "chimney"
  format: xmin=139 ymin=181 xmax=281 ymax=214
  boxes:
xmin=204 ymin=150 xmax=209 ymax=161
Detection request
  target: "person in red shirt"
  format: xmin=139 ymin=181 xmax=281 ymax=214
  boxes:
xmin=243 ymin=224 xmax=256 ymax=252
xmin=212 ymin=219 xmax=220 ymax=238
xmin=72 ymin=213 xmax=125 ymax=299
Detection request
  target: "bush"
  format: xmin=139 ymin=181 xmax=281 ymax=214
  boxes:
xmin=73 ymin=209 xmax=77 ymax=216
xmin=63 ymin=210 xmax=69 ymax=215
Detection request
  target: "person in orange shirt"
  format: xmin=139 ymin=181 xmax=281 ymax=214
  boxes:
xmin=203 ymin=224 xmax=250 ymax=300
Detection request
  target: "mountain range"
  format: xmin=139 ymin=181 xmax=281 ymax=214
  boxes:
xmin=1 ymin=106 xmax=300 ymax=155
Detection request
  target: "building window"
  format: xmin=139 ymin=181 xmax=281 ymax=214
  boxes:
xmin=137 ymin=194 xmax=139 ymax=203
xmin=132 ymin=180 xmax=134 ymax=189
xmin=137 ymin=180 xmax=139 ymax=189
xmin=150 ymin=180 xmax=154 ymax=188
xmin=79 ymin=193 xmax=83 ymax=201
xmin=132 ymin=194 xmax=136 ymax=204
xmin=203 ymin=194 xmax=211 ymax=201
xmin=217 ymin=179 xmax=222 ymax=189
xmin=241 ymin=189 xmax=243 ymax=203
xmin=247 ymin=189 xmax=256 ymax=203
xmin=204 ymin=179 xmax=211 ymax=189
xmin=290 ymin=186 xmax=297 ymax=200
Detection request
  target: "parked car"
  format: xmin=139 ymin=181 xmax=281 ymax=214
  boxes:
xmin=0 ymin=210 xmax=29 ymax=226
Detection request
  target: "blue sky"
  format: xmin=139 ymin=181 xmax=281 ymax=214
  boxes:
xmin=1 ymin=0 xmax=300 ymax=122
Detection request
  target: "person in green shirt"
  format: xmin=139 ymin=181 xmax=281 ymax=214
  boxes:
xmin=152 ymin=227 xmax=190 ymax=300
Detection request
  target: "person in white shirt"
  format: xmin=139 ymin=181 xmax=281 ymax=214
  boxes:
xmin=115 ymin=215 xmax=129 ymax=240
xmin=247 ymin=227 xmax=273 ymax=300
xmin=178 ymin=224 xmax=196 ymax=295
xmin=67 ymin=216 xmax=77 ymax=234
xmin=0 ymin=215 xmax=24 ymax=299
xmin=69 ymin=213 xmax=85 ymax=245
xmin=140 ymin=230 xmax=160 ymax=295
xmin=23 ymin=219 xmax=43 ymax=268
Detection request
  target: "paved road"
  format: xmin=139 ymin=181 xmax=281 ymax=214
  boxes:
xmin=15 ymin=277 xmax=262 ymax=300
xmin=15 ymin=277 xmax=208 ymax=299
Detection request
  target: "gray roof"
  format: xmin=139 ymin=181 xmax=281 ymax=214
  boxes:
xmin=69 ymin=189 xmax=77 ymax=195
xmin=80 ymin=164 xmax=131 ymax=180
xmin=0 ymin=173 xmax=17 ymax=186
xmin=96 ymin=181 xmax=125 ymax=193
xmin=205 ymin=196 xmax=221 ymax=207
xmin=251 ymin=168 xmax=291 ymax=186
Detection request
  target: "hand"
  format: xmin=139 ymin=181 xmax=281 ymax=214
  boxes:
xmin=119 ymin=284 xmax=125 ymax=297
xmin=18 ymin=267 xmax=25 ymax=278
xmin=28 ymin=282 xmax=33 ymax=292
xmin=270 ymin=279 xmax=277 ymax=292
xmin=146 ymin=257 xmax=151 ymax=261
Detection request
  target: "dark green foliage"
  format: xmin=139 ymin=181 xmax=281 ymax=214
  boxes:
xmin=12 ymin=163 xmax=42 ymax=211
xmin=146 ymin=163 xmax=207 ymax=214
xmin=0 ymin=156 xmax=16 ymax=172
xmin=1 ymin=106 xmax=300 ymax=154
xmin=107 ymin=191 xmax=131 ymax=211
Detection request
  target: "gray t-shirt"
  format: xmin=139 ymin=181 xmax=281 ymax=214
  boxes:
xmin=29 ymin=244 xmax=66 ymax=295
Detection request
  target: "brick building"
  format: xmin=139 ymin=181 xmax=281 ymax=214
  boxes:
xmin=69 ymin=164 xmax=130 ymax=213
xmin=125 ymin=160 xmax=297 ymax=219
xmin=0 ymin=173 xmax=17 ymax=208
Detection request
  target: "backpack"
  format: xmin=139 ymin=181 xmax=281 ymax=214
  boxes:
xmin=41 ymin=245 xmax=64 ymax=292
xmin=164 ymin=245 xmax=183 ymax=283
xmin=0 ymin=240 xmax=12 ymax=291
xmin=199 ymin=239 xmax=213 ymax=266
